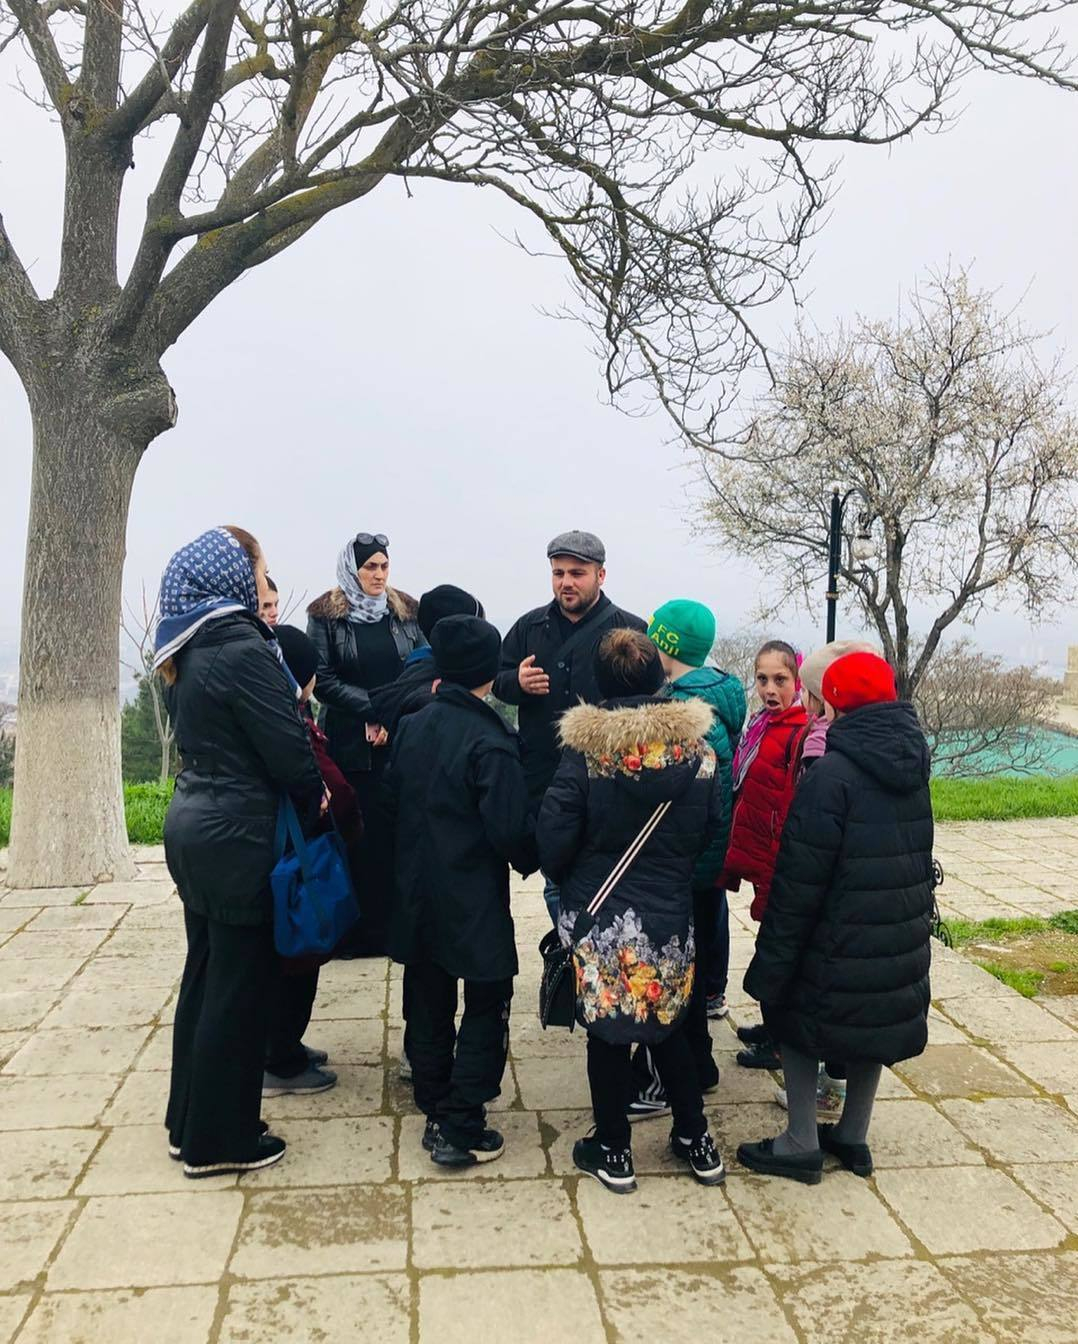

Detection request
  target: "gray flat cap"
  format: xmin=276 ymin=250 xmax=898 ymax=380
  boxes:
xmin=547 ymin=530 xmax=606 ymax=565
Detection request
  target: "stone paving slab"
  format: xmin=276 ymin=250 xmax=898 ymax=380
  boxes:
xmin=0 ymin=823 xmax=1075 ymax=1342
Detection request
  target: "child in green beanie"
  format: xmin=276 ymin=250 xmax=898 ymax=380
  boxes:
xmin=627 ymin=600 xmax=747 ymax=1122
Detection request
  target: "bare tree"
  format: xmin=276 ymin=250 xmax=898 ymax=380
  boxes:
xmin=698 ymin=272 xmax=1078 ymax=699
xmin=121 ymin=587 xmax=176 ymax=785
xmin=914 ymin=639 xmax=1060 ymax=777
xmin=1 ymin=4 xmax=1075 ymax=884
xmin=710 ymin=628 xmax=767 ymax=700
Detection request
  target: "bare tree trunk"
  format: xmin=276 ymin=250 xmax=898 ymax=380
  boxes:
xmin=8 ymin=363 xmax=175 ymax=887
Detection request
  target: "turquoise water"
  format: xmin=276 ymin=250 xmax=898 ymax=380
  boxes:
xmin=930 ymin=727 xmax=1078 ymax=778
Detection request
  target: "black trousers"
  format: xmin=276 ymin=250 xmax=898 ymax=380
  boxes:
xmin=589 ymin=1027 xmax=707 ymax=1150
xmin=265 ymin=965 xmax=320 ymax=1077
xmin=166 ymin=907 xmax=275 ymax=1165
xmin=342 ymin=767 xmax=393 ymax=955
xmin=710 ymin=888 xmax=730 ymax=998
xmin=404 ymin=961 xmax=512 ymax=1149
xmin=633 ymin=888 xmax=719 ymax=1096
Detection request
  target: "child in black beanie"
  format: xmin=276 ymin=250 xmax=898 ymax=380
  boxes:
xmin=385 ymin=616 xmax=538 ymax=1167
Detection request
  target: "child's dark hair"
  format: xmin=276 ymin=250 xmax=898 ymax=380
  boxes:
xmin=595 ymin=628 xmax=665 ymax=700
xmin=755 ymin=640 xmax=799 ymax=680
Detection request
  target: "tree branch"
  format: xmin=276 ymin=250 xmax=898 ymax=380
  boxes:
xmin=6 ymin=0 xmax=69 ymax=109
xmin=0 ymin=210 xmax=43 ymax=375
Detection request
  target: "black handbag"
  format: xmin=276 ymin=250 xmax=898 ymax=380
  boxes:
xmin=537 ymin=800 xmax=671 ymax=1031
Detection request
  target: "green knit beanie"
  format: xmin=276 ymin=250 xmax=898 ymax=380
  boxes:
xmin=648 ymin=599 xmax=716 ymax=668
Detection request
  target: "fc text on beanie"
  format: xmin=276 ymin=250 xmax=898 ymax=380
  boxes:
xmin=274 ymin=624 xmax=319 ymax=690
xmin=648 ymin=599 xmax=716 ymax=669
xmin=822 ymin=651 xmax=898 ymax=713
xmin=417 ymin=585 xmax=484 ymax=641
xmin=430 ymin=615 xmax=502 ymax=689
xmin=800 ymin=639 xmax=880 ymax=701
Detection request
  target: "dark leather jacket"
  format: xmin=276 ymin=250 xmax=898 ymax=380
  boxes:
xmin=306 ymin=585 xmax=424 ymax=772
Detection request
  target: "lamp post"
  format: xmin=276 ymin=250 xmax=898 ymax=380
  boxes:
xmin=825 ymin=485 xmax=874 ymax=641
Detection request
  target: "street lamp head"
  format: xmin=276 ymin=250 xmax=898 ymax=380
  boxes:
xmin=851 ymin=534 xmax=876 ymax=564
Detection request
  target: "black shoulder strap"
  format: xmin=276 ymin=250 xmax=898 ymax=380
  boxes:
xmin=551 ymin=603 xmax=621 ymax=666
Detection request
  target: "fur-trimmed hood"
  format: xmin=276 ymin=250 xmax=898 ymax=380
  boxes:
xmin=307 ymin=586 xmax=419 ymax=623
xmin=559 ymin=697 xmax=714 ymax=757
xmin=558 ymin=697 xmax=716 ymax=801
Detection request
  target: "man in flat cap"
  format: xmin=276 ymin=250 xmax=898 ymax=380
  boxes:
xmin=494 ymin=531 xmax=645 ymax=922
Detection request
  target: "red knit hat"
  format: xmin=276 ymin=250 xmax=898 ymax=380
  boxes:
xmin=822 ymin=651 xmax=898 ymax=712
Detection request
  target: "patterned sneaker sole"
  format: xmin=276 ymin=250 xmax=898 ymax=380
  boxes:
xmin=261 ymin=1078 xmax=337 ymax=1097
xmin=431 ymin=1144 xmax=504 ymax=1168
xmin=575 ymin=1164 xmax=638 ymax=1194
xmin=183 ymin=1148 xmax=286 ymax=1179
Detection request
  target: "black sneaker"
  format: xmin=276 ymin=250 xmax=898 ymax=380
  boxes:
xmin=736 ymin=1041 xmax=782 ymax=1069
xmin=818 ymin=1124 xmax=873 ymax=1178
xmin=431 ymin=1129 xmax=504 ymax=1168
xmin=670 ymin=1131 xmax=726 ymax=1185
xmin=304 ymin=1045 xmax=329 ymax=1067
xmin=572 ymin=1134 xmax=637 ymax=1194
xmin=170 ymin=1119 xmax=269 ymax=1161
xmin=422 ymin=1119 xmax=440 ymax=1153
xmin=736 ymin=1137 xmax=822 ymax=1184
xmin=736 ymin=1022 xmax=770 ymax=1045
xmin=184 ymin=1134 xmax=287 ymax=1179
xmin=706 ymin=994 xmax=730 ymax=1020
xmin=627 ymin=1091 xmax=672 ymax=1123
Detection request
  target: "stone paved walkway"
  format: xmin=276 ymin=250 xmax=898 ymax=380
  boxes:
xmin=0 ymin=819 xmax=1077 ymax=1343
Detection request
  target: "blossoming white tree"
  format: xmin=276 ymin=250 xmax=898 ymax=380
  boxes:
xmin=698 ymin=272 xmax=1078 ymax=698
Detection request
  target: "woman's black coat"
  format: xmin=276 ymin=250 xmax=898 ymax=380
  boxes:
xmin=306 ymin=586 xmax=424 ymax=773
xmin=744 ymin=700 xmax=934 ymax=1066
xmin=164 ymin=614 xmax=325 ymax=925
xmin=385 ymin=684 xmax=538 ymax=981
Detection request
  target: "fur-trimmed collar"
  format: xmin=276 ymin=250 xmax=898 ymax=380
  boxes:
xmin=307 ymin=586 xmax=418 ymax=622
xmin=558 ymin=698 xmax=713 ymax=757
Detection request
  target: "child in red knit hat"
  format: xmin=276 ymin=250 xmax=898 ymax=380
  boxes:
xmin=738 ymin=649 xmax=932 ymax=1185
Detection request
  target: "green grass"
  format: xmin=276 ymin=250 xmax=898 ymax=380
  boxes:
xmin=946 ymin=914 xmax=1050 ymax=946
xmin=930 ymin=774 xmax=1078 ymax=821
xmin=974 ymin=963 xmax=1046 ymax=998
xmin=0 ymin=781 xmax=173 ymax=847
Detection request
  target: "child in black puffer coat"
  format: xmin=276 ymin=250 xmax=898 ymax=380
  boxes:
xmin=538 ymin=629 xmax=727 ymax=1195
xmin=739 ymin=651 xmax=934 ymax=1185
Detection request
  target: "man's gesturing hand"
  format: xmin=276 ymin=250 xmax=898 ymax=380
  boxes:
xmin=518 ymin=654 xmax=550 ymax=696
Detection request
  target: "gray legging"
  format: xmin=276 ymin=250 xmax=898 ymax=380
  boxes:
xmin=773 ymin=1043 xmax=882 ymax=1156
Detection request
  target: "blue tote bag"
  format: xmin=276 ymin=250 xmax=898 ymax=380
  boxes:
xmin=271 ymin=797 xmax=360 ymax=957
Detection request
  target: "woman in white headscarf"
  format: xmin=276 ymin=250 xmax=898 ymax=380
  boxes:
xmin=307 ymin=532 xmax=425 ymax=954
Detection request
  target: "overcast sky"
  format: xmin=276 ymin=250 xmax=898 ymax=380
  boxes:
xmin=1 ymin=42 xmax=1076 ymax=676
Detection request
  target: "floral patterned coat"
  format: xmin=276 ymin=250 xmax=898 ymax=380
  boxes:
xmin=537 ymin=696 xmax=723 ymax=1045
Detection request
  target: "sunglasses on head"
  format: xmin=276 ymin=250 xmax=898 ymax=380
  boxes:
xmin=355 ymin=533 xmax=388 ymax=547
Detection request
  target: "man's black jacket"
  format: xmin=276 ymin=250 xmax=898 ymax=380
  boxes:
xmin=493 ymin=593 xmax=645 ymax=803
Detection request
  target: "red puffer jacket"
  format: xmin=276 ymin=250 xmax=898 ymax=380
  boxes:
xmin=721 ymin=702 xmax=808 ymax=920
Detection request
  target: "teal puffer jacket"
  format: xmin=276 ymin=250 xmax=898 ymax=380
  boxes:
xmin=665 ymin=666 xmax=746 ymax=889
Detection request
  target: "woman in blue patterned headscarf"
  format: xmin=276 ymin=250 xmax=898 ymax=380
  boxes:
xmin=158 ymin=525 xmax=324 ymax=1179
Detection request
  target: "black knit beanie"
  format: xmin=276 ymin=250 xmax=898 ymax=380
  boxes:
xmin=430 ymin=615 xmax=501 ymax=689
xmin=418 ymin=585 xmax=484 ymax=640
xmin=353 ymin=535 xmax=389 ymax=569
xmin=274 ymin=624 xmax=319 ymax=690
